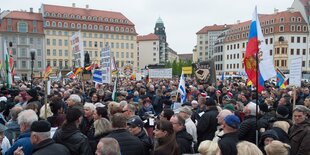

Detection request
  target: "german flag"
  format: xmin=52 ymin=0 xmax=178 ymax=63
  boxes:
xmin=85 ymin=64 xmax=94 ymax=71
xmin=43 ymin=64 xmax=52 ymax=80
xmin=74 ymin=67 xmax=83 ymax=75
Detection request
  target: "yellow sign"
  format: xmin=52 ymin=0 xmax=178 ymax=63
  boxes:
xmin=182 ymin=67 xmax=192 ymax=74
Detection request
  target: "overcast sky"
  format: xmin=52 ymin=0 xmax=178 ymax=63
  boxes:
xmin=1 ymin=0 xmax=294 ymax=54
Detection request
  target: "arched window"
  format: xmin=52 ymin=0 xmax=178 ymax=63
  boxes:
xmin=115 ymin=27 xmax=119 ymax=32
xmin=71 ymin=23 xmax=75 ymax=28
xmin=99 ymin=25 xmax=103 ymax=30
xmin=115 ymin=19 xmax=119 ymax=23
xmin=94 ymin=25 xmax=98 ymax=30
xmin=83 ymin=24 xmax=87 ymax=29
xmin=125 ymin=20 xmax=128 ymax=24
xmin=125 ymin=28 xmax=129 ymax=32
xmin=64 ymin=22 xmax=68 ymax=28
xmin=52 ymin=21 xmax=56 ymax=27
xmin=82 ymin=16 xmax=86 ymax=20
xmin=99 ymin=17 xmax=103 ymax=21
xmin=110 ymin=18 xmax=114 ymax=22
xmin=45 ymin=21 xmax=50 ymax=27
xmin=45 ymin=12 xmax=50 ymax=17
xmin=63 ymin=14 xmax=68 ymax=18
xmin=58 ymin=22 xmax=62 ymax=27
xmin=70 ymin=14 xmax=75 ymax=19
xmin=105 ymin=26 xmax=109 ymax=31
xmin=18 ymin=22 xmax=27 ymax=32
xmin=88 ymin=16 xmax=92 ymax=20
xmin=88 ymin=24 xmax=92 ymax=30
xmin=57 ymin=13 xmax=62 ymax=18
xmin=93 ymin=17 xmax=97 ymax=21
xmin=120 ymin=19 xmax=123 ymax=23
xmin=77 ymin=23 xmax=81 ymax=29
xmin=279 ymin=36 xmax=284 ymax=42
xmin=110 ymin=26 xmax=114 ymax=31
xmin=104 ymin=18 xmax=109 ymax=22
xmin=130 ymin=28 xmax=134 ymax=33
xmin=52 ymin=13 xmax=56 ymax=17
xmin=76 ymin=15 xmax=81 ymax=19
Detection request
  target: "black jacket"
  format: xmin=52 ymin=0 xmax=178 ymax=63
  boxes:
xmin=218 ymin=131 xmax=239 ymax=155
xmin=32 ymin=139 xmax=70 ymax=155
xmin=197 ymin=106 xmax=219 ymax=145
xmin=272 ymin=127 xmax=290 ymax=145
xmin=176 ymin=129 xmax=193 ymax=154
xmin=53 ymin=124 xmax=92 ymax=155
xmin=106 ymin=129 xmax=145 ymax=155
xmin=136 ymin=129 xmax=153 ymax=154
xmin=238 ymin=115 xmax=257 ymax=143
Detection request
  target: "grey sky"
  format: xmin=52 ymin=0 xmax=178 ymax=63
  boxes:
xmin=1 ymin=0 xmax=294 ymax=54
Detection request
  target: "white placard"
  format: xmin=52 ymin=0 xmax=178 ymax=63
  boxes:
xmin=102 ymin=67 xmax=111 ymax=84
xmin=149 ymin=68 xmax=172 ymax=79
xmin=136 ymin=73 xmax=142 ymax=81
xmin=100 ymin=46 xmax=111 ymax=84
xmin=289 ymin=56 xmax=302 ymax=87
xmin=70 ymin=31 xmax=84 ymax=67
xmin=47 ymin=80 xmax=51 ymax=95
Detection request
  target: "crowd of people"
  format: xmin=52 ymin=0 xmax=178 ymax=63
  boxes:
xmin=0 ymin=76 xmax=309 ymax=155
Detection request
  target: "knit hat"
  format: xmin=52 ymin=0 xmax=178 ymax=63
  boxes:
xmin=66 ymin=107 xmax=83 ymax=123
xmin=276 ymin=106 xmax=289 ymax=118
xmin=178 ymin=106 xmax=192 ymax=116
xmin=127 ymin=116 xmax=144 ymax=128
xmin=259 ymin=130 xmax=279 ymax=144
xmin=224 ymin=104 xmax=236 ymax=111
xmin=224 ymin=115 xmax=240 ymax=129
xmin=30 ymin=120 xmax=51 ymax=132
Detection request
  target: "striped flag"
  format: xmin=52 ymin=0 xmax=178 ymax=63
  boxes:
xmin=43 ymin=64 xmax=52 ymax=80
xmin=276 ymin=68 xmax=285 ymax=88
xmin=4 ymin=42 xmax=12 ymax=88
xmin=178 ymin=71 xmax=186 ymax=104
xmin=66 ymin=71 xmax=76 ymax=79
xmin=74 ymin=67 xmax=83 ymax=75
xmin=85 ymin=63 xmax=94 ymax=71
xmin=112 ymin=72 xmax=119 ymax=101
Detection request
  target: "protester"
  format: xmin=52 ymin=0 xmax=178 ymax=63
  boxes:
xmin=197 ymin=140 xmax=219 ymax=155
xmin=239 ymin=102 xmax=259 ymax=143
xmin=5 ymin=106 xmax=23 ymax=145
xmin=90 ymin=118 xmax=112 ymax=154
xmin=289 ymin=105 xmax=310 ymax=155
xmin=218 ymin=115 xmax=240 ymax=155
xmin=153 ymin=119 xmax=179 ymax=155
xmin=106 ymin=113 xmax=145 ymax=155
xmin=170 ymin=114 xmax=193 ymax=154
xmin=95 ymin=137 xmax=121 ymax=155
xmin=30 ymin=120 xmax=70 ymax=155
xmin=258 ymin=130 xmax=279 ymax=155
xmin=264 ymin=140 xmax=290 ymax=155
xmin=5 ymin=109 xmax=38 ymax=155
xmin=53 ymin=107 xmax=92 ymax=155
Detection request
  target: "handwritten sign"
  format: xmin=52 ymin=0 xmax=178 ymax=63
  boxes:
xmin=70 ymin=31 xmax=84 ymax=67
xmin=289 ymin=56 xmax=302 ymax=87
xmin=149 ymin=68 xmax=172 ymax=79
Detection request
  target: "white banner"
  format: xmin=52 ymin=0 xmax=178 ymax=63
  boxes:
xmin=149 ymin=68 xmax=172 ymax=79
xmin=136 ymin=73 xmax=142 ymax=81
xmin=70 ymin=31 xmax=84 ymax=67
xmin=100 ymin=46 xmax=111 ymax=84
xmin=289 ymin=56 xmax=302 ymax=87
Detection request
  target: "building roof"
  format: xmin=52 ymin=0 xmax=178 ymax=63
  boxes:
xmin=196 ymin=24 xmax=231 ymax=34
xmin=137 ymin=33 xmax=159 ymax=41
xmin=5 ymin=11 xmax=43 ymax=21
xmin=156 ymin=17 xmax=164 ymax=24
xmin=42 ymin=4 xmax=134 ymax=25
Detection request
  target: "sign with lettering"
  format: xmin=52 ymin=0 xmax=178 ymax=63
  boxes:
xmin=70 ymin=31 xmax=84 ymax=67
xmin=289 ymin=56 xmax=302 ymax=87
xmin=149 ymin=68 xmax=172 ymax=79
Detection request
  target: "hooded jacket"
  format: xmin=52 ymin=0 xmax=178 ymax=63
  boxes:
xmin=176 ymin=128 xmax=193 ymax=154
xmin=259 ymin=130 xmax=279 ymax=155
xmin=52 ymin=123 xmax=92 ymax=155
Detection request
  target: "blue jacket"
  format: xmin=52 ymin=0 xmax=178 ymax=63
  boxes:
xmin=5 ymin=130 xmax=33 ymax=155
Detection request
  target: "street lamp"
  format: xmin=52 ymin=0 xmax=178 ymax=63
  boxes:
xmin=30 ymin=51 xmax=35 ymax=88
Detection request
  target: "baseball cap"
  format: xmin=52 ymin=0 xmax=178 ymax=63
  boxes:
xmin=224 ymin=115 xmax=240 ymax=129
xmin=127 ymin=116 xmax=144 ymax=128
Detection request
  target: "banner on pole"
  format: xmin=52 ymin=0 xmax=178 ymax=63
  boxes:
xmin=149 ymin=68 xmax=172 ymax=79
xmin=289 ymin=56 xmax=302 ymax=87
xmin=100 ymin=46 xmax=111 ymax=84
xmin=70 ymin=31 xmax=84 ymax=67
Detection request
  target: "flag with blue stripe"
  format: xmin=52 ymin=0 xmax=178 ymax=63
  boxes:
xmin=93 ymin=69 xmax=103 ymax=84
xmin=178 ymin=71 xmax=186 ymax=104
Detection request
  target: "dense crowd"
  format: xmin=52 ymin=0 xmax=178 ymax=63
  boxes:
xmin=0 ymin=76 xmax=309 ymax=155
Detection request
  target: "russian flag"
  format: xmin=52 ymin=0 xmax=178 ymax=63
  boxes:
xmin=244 ymin=6 xmax=276 ymax=92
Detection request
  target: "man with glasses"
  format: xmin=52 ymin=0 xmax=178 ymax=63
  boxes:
xmin=127 ymin=116 xmax=153 ymax=154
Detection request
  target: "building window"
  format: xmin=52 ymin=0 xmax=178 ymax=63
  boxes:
xmin=297 ymin=25 xmax=301 ymax=31
xmin=71 ymin=23 xmax=75 ymax=28
xmin=302 ymin=61 xmax=305 ymax=67
xmin=99 ymin=25 xmax=103 ymax=30
xmin=64 ymin=40 xmax=68 ymax=46
xmin=303 ymin=49 xmax=306 ymax=55
xmin=291 ymin=25 xmax=295 ymax=31
xmin=45 ymin=21 xmax=50 ymax=27
xmin=58 ymin=22 xmax=62 ymax=27
xmin=89 ymin=41 xmax=92 ymax=47
xmin=59 ymin=50 xmax=62 ymax=56
xmin=303 ymin=26 xmax=307 ymax=32
xmin=64 ymin=22 xmax=68 ymax=28
xmin=88 ymin=24 xmax=92 ymax=30
xmin=58 ymin=39 xmax=62 ymax=46
xmin=65 ymin=50 xmax=68 ymax=56
xmin=297 ymin=49 xmax=300 ymax=55
xmin=291 ymin=49 xmax=294 ymax=55
xmin=297 ymin=37 xmax=300 ymax=43
xmin=37 ymin=61 xmax=42 ymax=68
xmin=37 ymin=49 xmax=41 ymax=57
xmin=52 ymin=39 xmax=56 ymax=46
xmin=280 ymin=18 xmax=284 ymax=22
xmin=53 ymin=49 xmax=56 ymax=56
xmin=303 ymin=37 xmax=307 ymax=43
xmin=18 ymin=22 xmax=28 ymax=32
xmin=279 ymin=25 xmax=284 ymax=32
xmin=121 ymin=52 xmax=124 ymax=58
xmin=94 ymin=25 xmax=98 ymax=30
xmin=83 ymin=24 xmax=87 ymax=29
xmin=52 ymin=21 xmax=56 ymax=27
xmin=270 ymin=50 xmax=272 ymax=56
xmin=291 ymin=36 xmax=294 ymax=43
xmin=21 ymin=61 xmax=26 ymax=68
xmin=270 ymin=38 xmax=273 ymax=44
xmin=53 ymin=60 xmax=57 ymax=67
xmin=47 ymin=49 xmax=51 ymax=56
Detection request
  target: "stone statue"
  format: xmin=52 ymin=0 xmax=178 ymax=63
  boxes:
xmin=84 ymin=51 xmax=90 ymax=67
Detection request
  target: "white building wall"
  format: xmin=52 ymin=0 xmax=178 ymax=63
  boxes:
xmin=137 ymin=40 xmax=159 ymax=69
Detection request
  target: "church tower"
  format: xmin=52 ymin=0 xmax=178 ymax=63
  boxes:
xmin=154 ymin=17 xmax=168 ymax=63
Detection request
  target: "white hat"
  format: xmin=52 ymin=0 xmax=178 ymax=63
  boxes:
xmin=0 ymin=97 xmax=7 ymax=102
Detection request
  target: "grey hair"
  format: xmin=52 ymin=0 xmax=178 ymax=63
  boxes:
xmin=293 ymin=105 xmax=310 ymax=116
xmin=84 ymin=102 xmax=96 ymax=112
xmin=32 ymin=131 xmax=50 ymax=140
xmin=17 ymin=109 xmax=38 ymax=127
xmin=69 ymin=94 xmax=81 ymax=103
xmin=99 ymin=138 xmax=121 ymax=155
xmin=94 ymin=118 xmax=112 ymax=136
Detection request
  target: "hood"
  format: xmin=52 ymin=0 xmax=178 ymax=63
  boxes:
xmin=259 ymin=130 xmax=279 ymax=145
xmin=54 ymin=123 xmax=79 ymax=140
